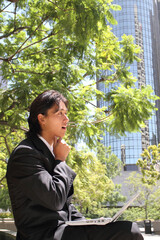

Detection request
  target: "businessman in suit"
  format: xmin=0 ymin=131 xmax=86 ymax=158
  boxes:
xmin=6 ymin=90 xmax=144 ymax=240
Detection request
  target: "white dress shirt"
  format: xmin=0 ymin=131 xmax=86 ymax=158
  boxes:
xmin=38 ymin=135 xmax=55 ymax=157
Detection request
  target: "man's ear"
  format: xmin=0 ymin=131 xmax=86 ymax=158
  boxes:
xmin=37 ymin=114 xmax=45 ymax=127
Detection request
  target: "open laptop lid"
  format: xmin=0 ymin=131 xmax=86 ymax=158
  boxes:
xmin=112 ymin=192 xmax=140 ymax=222
xmin=65 ymin=192 xmax=140 ymax=226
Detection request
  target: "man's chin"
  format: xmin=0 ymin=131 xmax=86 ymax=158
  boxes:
xmin=57 ymin=133 xmax=66 ymax=138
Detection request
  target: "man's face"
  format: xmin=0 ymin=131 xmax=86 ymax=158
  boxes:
xmin=39 ymin=100 xmax=69 ymax=143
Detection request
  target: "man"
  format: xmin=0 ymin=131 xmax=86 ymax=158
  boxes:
xmin=6 ymin=90 xmax=144 ymax=240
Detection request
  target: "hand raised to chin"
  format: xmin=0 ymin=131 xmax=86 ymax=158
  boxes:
xmin=53 ymin=137 xmax=71 ymax=162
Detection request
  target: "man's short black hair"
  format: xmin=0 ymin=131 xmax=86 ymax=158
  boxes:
xmin=26 ymin=90 xmax=68 ymax=137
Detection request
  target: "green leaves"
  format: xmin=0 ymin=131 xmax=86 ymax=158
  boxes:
xmin=106 ymin=85 xmax=159 ymax=136
xmin=126 ymin=172 xmax=160 ymax=220
xmin=137 ymin=144 xmax=160 ymax=185
xmin=0 ymin=0 xmax=157 ymax=143
xmin=106 ymin=10 xmax=118 ymax=25
xmin=110 ymin=4 xmax=122 ymax=11
xmin=0 ymin=0 xmax=159 ymax=212
xmin=68 ymin=147 xmax=114 ymax=215
xmin=120 ymin=34 xmax=141 ymax=64
xmin=0 ymin=0 xmax=158 ymax=160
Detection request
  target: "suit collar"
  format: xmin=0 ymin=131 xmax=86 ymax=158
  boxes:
xmin=28 ymin=133 xmax=55 ymax=162
xmin=38 ymin=134 xmax=54 ymax=157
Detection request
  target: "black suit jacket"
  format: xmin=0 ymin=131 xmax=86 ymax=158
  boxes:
xmin=6 ymin=134 xmax=84 ymax=240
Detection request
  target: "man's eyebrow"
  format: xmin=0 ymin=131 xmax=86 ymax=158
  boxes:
xmin=54 ymin=108 xmax=68 ymax=113
xmin=59 ymin=108 xmax=68 ymax=111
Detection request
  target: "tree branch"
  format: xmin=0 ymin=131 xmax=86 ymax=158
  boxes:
xmin=0 ymin=3 xmax=11 ymax=13
xmin=95 ymin=74 xmax=118 ymax=87
xmin=68 ymin=113 xmax=112 ymax=127
xmin=48 ymin=0 xmax=74 ymax=12
xmin=67 ymin=92 xmax=112 ymax=127
xmin=3 ymin=29 xmax=61 ymax=63
xmin=84 ymin=99 xmax=98 ymax=108
xmin=0 ymin=121 xmax=8 ymax=126
xmin=13 ymin=69 xmax=54 ymax=75
xmin=0 ymin=120 xmax=28 ymax=132
xmin=5 ymin=136 xmax=11 ymax=156
xmin=7 ymin=15 xmax=50 ymax=61
xmin=2 ymin=10 xmax=15 ymax=13
xmin=13 ymin=1 xmax=17 ymax=29
xmin=0 ymin=135 xmax=11 ymax=156
xmin=90 ymin=113 xmax=112 ymax=124
xmin=0 ymin=30 xmax=55 ymax=62
xmin=0 ymin=159 xmax=7 ymax=164
xmin=12 ymin=46 xmax=59 ymax=60
xmin=0 ymin=176 xmax=6 ymax=186
xmin=0 ymin=57 xmax=9 ymax=61
xmin=0 ymin=101 xmax=17 ymax=119
xmin=0 ymin=26 xmax=29 ymax=40
xmin=69 ymin=74 xmax=118 ymax=93
xmin=16 ymin=31 xmax=59 ymax=54
xmin=7 ymin=0 xmax=19 ymax=3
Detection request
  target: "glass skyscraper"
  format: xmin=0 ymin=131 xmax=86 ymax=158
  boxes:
xmin=97 ymin=0 xmax=160 ymax=170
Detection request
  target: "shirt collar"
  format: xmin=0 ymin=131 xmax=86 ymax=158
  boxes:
xmin=38 ymin=135 xmax=54 ymax=156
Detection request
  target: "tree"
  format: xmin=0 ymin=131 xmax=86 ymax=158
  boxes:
xmin=137 ymin=144 xmax=160 ymax=184
xmin=67 ymin=146 xmax=124 ymax=218
xmin=148 ymin=187 xmax=160 ymax=220
xmin=97 ymin=144 xmax=122 ymax=179
xmin=0 ymin=129 xmax=24 ymax=210
xmin=96 ymin=143 xmax=126 ymax=206
xmin=0 ymin=149 xmax=8 ymax=210
xmin=0 ymin=0 xmax=159 ymax=210
xmin=0 ymin=0 xmax=158 ymax=142
xmin=126 ymin=172 xmax=160 ymax=220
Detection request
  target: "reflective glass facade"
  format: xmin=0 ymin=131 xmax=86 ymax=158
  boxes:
xmin=97 ymin=0 xmax=160 ymax=170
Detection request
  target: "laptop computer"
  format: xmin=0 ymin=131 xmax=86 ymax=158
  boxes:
xmin=66 ymin=192 xmax=139 ymax=226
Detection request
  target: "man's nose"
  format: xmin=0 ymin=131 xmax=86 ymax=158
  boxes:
xmin=64 ymin=114 xmax=69 ymax=122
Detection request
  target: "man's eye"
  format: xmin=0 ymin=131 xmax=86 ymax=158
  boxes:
xmin=57 ymin=111 xmax=67 ymax=116
xmin=58 ymin=111 xmax=63 ymax=115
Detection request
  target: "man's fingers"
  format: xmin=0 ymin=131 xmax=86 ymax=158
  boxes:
xmin=57 ymin=137 xmax=62 ymax=144
xmin=53 ymin=136 xmax=58 ymax=147
xmin=53 ymin=137 xmax=63 ymax=148
xmin=53 ymin=137 xmax=71 ymax=161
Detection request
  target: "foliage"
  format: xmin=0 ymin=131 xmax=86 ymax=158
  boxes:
xmin=67 ymin=144 xmax=126 ymax=218
xmin=0 ymin=128 xmax=25 ymax=210
xmin=148 ymin=187 xmax=160 ymax=220
xmin=0 ymin=0 xmax=159 ymax=211
xmin=97 ymin=144 xmax=122 ymax=178
xmin=0 ymin=212 xmax=13 ymax=218
xmin=67 ymin=147 xmax=114 ymax=216
xmin=106 ymin=85 xmax=158 ymax=136
xmin=137 ymin=144 xmax=160 ymax=184
xmin=126 ymin=172 xmax=160 ymax=220
xmin=96 ymin=143 xmax=126 ymax=207
xmin=122 ymin=207 xmax=146 ymax=222
xmin=0 ymin=158 xmax=10 ymax=210
xmin=0 ymin=0 xmax=158 ymax=143
xmin=0 ymin=142 xmax=11 ymax=210
xmin=0 ymin=185 xmax=11 ymax=211
xmin=104 ymin=183 xmax=126 ymax=207
xmin=102 ymin=207 xmax=145 ymax=221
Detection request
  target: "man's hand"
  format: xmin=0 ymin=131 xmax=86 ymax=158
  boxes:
xmin=53 ymin=137 xmax=71 ymax=161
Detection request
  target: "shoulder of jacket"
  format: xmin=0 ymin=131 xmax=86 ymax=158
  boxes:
xmin=11 ymin=139 xmax=42 ymax=159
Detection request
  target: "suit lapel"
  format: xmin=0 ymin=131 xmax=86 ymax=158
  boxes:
xmin=28 ymin=134 xmax=56 ymax=173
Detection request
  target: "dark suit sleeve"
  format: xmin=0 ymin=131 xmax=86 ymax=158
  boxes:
xmin=69 ymin=204 xmax=85 ymax=221
xmin=8 ymin=146 xmax=76 ymax=211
